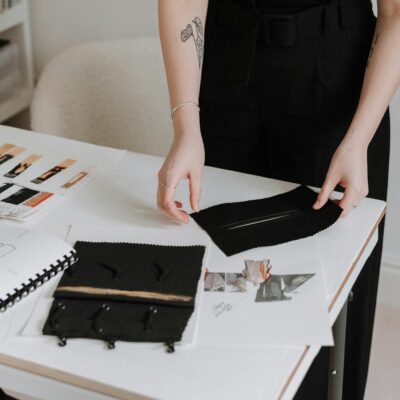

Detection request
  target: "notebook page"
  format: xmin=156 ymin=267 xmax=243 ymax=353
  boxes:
xmin=0 ymin=225 xmax=74 ymax=301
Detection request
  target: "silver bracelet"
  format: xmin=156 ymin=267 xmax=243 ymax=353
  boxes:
xmin=170 ymin=101 xmax=200 ymax=120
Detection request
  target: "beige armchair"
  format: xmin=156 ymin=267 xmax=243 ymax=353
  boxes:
xmin=31 ymin=37 xmax=172 ymax=157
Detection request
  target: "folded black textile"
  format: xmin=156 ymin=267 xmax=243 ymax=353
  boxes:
xmin=191 ymin=185 xmax=342 ymax=256
xmin=43 ymin=242 xmax=205 ymax=351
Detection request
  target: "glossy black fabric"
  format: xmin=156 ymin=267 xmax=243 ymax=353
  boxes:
xmin=43 ymin=242 xmax=205 ymax=348
xmin=191 ymin=185 xmax=342 ymax=256
xmin=199 ymin=0 xmax=390 ymax=398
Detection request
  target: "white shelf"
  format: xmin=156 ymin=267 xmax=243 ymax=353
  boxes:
xmin=0 ymin=4 xmax=26 ymax=32
xmin=0 ymin=86 xmax=32 ymax=123
xmin=0 ymin=0 xmax=33 ymax=123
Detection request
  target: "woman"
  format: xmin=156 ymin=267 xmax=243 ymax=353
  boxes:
xmin=157 ymin=0 xmax=399 ymax=398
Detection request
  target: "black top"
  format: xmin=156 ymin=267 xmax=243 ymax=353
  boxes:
xmin=254 ymin=0 xmax=324 ymax=14
xmin=204 ymin=0 xmax=374 ymax=86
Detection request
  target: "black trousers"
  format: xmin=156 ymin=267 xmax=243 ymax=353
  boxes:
xmin=199 ymin=1 xmax=390 ymax=399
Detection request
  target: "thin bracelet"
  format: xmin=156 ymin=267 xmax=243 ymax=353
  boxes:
xmin=170 ymin=101 xmax=200 ymax=120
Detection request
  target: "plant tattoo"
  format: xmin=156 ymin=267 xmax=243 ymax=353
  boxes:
xmin=181 ymin=17 xmax=204 ymax=68
xmin=366 ymin=32 xmax=379 ymax=69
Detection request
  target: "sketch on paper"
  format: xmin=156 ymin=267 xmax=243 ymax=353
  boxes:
xmin=0 ymin=242 xmax=16 ymax=258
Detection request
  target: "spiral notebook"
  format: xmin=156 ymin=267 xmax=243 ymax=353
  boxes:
xmin=0 ymin=225 xmax=76 ymax=313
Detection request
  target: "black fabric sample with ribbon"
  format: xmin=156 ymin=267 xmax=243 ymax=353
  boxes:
xmin=42 ymin=242 xmax=205 ymax=352
xmin=191 ymin=185 xmax=342 ymax=256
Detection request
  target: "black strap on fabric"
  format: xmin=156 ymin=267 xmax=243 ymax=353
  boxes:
xmin=213 ymin=0 xmax=375 ymax=85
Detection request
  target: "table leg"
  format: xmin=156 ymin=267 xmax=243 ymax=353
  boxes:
xmin=327 ymin=293 xmax=351 ymax=400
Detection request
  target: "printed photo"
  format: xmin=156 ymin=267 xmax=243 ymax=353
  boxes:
xmin=0 ymin=146 xmax=25 ymax=165
xmin=23 ymin=192 xmax=54 ymax=208
xmin=226 ymin=273 xmax=247 ymax=293
xmin=4 ymin=154 xmax=42 ymax=178
xmin=61 ymin=165 xmax=94 ymax=189
xmin=255 ymin=274 xmax=315 ymax=303
xmin=204 ymin=272 xmax=226 ymax=292
xmin=0 ymin=183 xmax=14 ymax=194
xmin=242 ymin=259 xmax=271 ymax=286
xmin=2 ymin=187 xmax=40 ymax=205
xmin=0 ymin=143 xmax=16 ymax=156
xmin=31 ymin=159 xmax=76 ymax=184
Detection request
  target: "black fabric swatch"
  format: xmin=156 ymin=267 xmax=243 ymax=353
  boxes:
xmin=43 ymin=242 xmax=206 ymax=349
xmin=190 ymin=185 xmax=342 ymax=256
xmin=2 ymin=187 xmax=39 ymax=205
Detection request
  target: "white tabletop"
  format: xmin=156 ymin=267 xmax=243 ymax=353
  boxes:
xmin=0 ymin=130 xmax=386 ymax=400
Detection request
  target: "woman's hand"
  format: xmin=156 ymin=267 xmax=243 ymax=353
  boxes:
xmin=157 ymin=129 xmax=205 ymax=223
xmin=313 ymin=140 xmax=369 ymax=217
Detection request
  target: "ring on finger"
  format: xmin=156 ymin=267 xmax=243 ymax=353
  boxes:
xmin=161 ymin=181 xmax=177 ymax=190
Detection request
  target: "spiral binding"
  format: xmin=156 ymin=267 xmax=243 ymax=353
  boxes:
xmin=0 ymin=250 xmax=78 ymax=313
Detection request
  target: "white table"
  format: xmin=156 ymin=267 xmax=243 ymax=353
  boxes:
xmin=0 ymin=130 xmax=386 ymax=400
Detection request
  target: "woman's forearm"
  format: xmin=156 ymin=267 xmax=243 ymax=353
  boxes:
xmin=158 ymin=0 xmax=209 ymax=136
xmin=343 ymin=0 xmax=400 ymax=150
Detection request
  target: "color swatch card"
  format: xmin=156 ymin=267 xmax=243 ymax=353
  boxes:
xmin=196 ymin=236 xmax=333 ymax=347
xmin=0 ymin=128 xmax=126 ymax=221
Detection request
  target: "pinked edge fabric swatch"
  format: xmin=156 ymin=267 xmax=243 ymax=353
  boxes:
xmin=42 ymin=241 xmax=206 ymax=352
xmin=191 ymin=185 xmax=343 ymax=256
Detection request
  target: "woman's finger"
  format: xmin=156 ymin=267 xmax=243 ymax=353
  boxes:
xmin=189 ymin=170 xmax=202 ymax=212
xmin=339 ymin=187 xmax=360 ymax=218
xmin=313 ymin=174 xmax=338 ymax=209
xmin=157 ymin=177 xmax=189 ymax=223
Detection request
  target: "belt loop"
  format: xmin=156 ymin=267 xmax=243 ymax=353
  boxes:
xmin=338 ymin=1 xmax=344 ymax=28
xmin=262 ymin=16 xmax=271 ymax=46
xmin=321 ymin=3 xmax=327 ymax=37
xmin=339 ymin=0 xmax=350 ymax=28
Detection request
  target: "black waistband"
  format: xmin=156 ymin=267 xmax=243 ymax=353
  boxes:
xmin=211 ymin=0 xmax=375 ymax=85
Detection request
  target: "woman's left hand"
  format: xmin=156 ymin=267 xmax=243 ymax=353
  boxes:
xmin=313 ymin=140 xmax=369 ymax=217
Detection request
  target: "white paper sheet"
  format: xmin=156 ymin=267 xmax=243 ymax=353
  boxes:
xmin=196 ymin=236 xmax=333 ymax=346
xmin=21 ymin=225 xmax=212 ymax=346
xmin=0 ymin=127 xmax=126 ymax=221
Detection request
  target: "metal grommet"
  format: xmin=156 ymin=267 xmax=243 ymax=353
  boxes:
xmin=107 ymin=340 xmax=116 ymax=350
xmin=165 ymin=341 xmax=175 ymax=353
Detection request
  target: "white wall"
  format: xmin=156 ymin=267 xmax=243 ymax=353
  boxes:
xmin=16 ymin=0 xmax=400 ymax=271
xmin=29 ymin=0 xmax=158 ymax=76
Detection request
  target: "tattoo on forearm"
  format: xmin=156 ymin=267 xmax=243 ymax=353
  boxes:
xmin=181 ymin=17 xmax=204 ymax=68
xmin=366 ymin=32 xmax=379 ymax=69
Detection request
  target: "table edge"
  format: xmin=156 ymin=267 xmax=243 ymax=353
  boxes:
xmin=0 ymin=208 xmax=387 ymax=400
xmin=276 ymin=204 xmax=386 ymax=400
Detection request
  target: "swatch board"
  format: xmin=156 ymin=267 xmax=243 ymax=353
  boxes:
xmin=0 ymin=127 xmax=126 ymax=221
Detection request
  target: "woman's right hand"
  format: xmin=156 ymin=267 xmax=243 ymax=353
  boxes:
xmin=157 ymin=128 xmax=205 ymax=224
